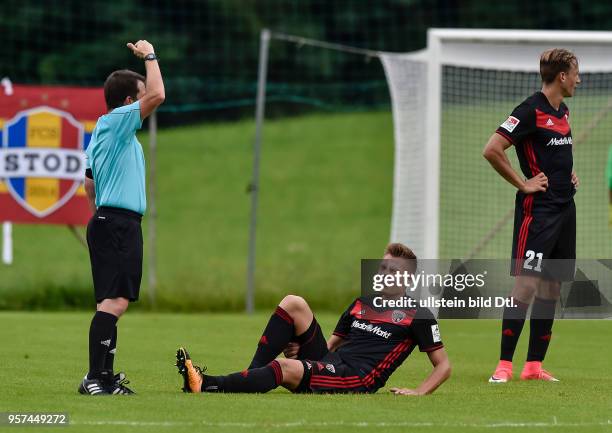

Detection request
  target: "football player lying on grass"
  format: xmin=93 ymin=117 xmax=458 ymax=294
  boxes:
xmin=175 ymin=243 xmax=451 ymax=395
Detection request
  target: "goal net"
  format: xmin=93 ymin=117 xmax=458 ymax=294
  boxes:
xmin=382 ymin=29 xmax=612 ymax=259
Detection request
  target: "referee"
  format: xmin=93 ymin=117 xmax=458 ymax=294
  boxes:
xmin=78 ymin=40 xmax=164 ymax=395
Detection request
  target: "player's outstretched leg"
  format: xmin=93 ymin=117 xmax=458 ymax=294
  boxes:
xmin=521 ymin=281 xmax=559 ymax=382
xmin=176 ymin=347 xmax=303 ymax=393
xmin=248 ymin=295 xmax=324 ymax=369
xmin=489 ymin=276 xmax=536 ymax=383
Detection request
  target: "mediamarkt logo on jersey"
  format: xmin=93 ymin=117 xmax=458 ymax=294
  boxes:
xmin=546 ymin=136 xmax=572 ymax=146
xmin=351 ymin=320 xmax=392 ymax=339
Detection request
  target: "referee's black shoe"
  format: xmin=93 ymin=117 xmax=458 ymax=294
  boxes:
xmin=109 ymin=372 xmax=136 ymax=395
xmin=78 ymin=370 xmax=113 ymax=395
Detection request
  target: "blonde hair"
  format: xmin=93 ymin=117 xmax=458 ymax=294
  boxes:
xmin=540 ymin=49 xmax=578 ymax=84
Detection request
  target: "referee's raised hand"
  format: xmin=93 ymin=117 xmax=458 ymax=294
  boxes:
xmin=127 ymin=40 xmax=155 ymax=59
xmin=521 ymin=172 xmax=548 ymax=194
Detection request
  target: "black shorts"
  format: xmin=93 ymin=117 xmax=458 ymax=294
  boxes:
xmin=298 ymin=352 xmax=370 ymax=394
xmin=87 ymin=206 xmax=143 ymax=303
xmin=292 ymin=320 xmax=370 ymax=394
xmin=511 ymin=196 xmax=575 ymax=281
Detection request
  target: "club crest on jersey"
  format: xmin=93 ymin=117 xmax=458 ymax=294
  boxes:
xmin=325 ymin=364 xmax=336 ymax=373
xmin=500 ymin=116 xmax=520 ymax=132
xmin=392 ymin=310 xmax=406 ymax=323
xmin=0 ymin=106 xmax=86 ymax=217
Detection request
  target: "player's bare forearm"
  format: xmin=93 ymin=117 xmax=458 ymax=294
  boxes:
xmin=127 ymin=40 xmax=165 ymax=119
xmin=390 ymin=347 xmax=451 ymax=396
xmin=282 ymin=335 xmax=345 ymax=359
xmin=483 ymin=133 xmax=548 ymax=194
xmin=326 ymin=334 xmax=345 ymax=352
xmin=415 ymin=349 xmax=451 ymax=395
xmin=84 ymin=178 xmax=96 ymax=214
xmin=483 ymin=133 xmax=526 ymax=191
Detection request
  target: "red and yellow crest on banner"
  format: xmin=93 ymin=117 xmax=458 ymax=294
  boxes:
xmin=0 ymin=84 xmax=106 ymax=225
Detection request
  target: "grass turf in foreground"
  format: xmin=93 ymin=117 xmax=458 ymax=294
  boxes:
xmin=0 ymin=312 xmax=611 ymax=433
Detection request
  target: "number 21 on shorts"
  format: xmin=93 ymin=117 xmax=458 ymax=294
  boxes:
xmin=523 ymin=250 xmax=543 ymax=272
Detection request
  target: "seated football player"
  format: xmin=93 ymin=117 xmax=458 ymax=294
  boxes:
xmin=175 ymin=243 xmax=451 ymax=395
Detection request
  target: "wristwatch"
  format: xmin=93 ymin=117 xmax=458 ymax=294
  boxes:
xmin=144 ymin=53 xmax=158 ymax=61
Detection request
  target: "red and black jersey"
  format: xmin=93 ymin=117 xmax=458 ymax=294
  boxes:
xmin=496 ymin=91 xmax=575 ymax=208
xmin=332 ymin=295 xmax=443 ymax=391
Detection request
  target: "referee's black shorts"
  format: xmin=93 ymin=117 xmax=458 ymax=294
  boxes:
xmin=510 ymin=195 xmax=576 ymax=281
xmin=87 ymin=206 xmax=143 ymax=303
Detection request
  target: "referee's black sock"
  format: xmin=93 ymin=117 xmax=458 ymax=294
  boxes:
xmin=202 ymin=360 xmax=283 ymax=393
xmin=527 ymin=297 xmax=557 ymax=362
xmin=248 ymin=307 xmax=295 ymax=369
xmin=87 ymin=311 xmax=118 ymax=379
xmin=500 ymin=298 xmax=529 ymax=362
xmin=104 ymin=325 xmax=118 ymax=372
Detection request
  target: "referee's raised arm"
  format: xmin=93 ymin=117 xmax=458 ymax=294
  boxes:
xmin=127 ymin=40 xmax=165 ymax=119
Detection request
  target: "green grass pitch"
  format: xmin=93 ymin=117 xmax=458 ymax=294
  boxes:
xmin=1 ymin=312 xmax=611 ymax=432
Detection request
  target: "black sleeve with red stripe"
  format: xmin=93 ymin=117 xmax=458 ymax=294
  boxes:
xmin=332 ymin=299 xmax=356 ymax=338
xmin=495 ymin=102 xmax=536 ymax=145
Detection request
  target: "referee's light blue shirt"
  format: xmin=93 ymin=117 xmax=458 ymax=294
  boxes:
xmin=85 ymin=101 xmax=146 ymax=215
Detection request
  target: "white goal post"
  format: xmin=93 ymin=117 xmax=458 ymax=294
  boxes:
xmin=382 ymin=29 xmax=612 ymax=259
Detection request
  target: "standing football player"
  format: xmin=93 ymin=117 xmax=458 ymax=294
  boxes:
xmin=483 ymin=49 xmax=580 ymax=382
xmin=79 ymin=40 xmax=164 ymax=395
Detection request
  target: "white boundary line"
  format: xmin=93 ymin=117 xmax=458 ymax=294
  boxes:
xmin=74 ymin=419 xmax=612 ymax=429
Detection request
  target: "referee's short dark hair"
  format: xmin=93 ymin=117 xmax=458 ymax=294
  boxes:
xmin=540 ymin=49 xmax=578 ymax=84
xmin=104 ymin=69 xmax=146 ymax=110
